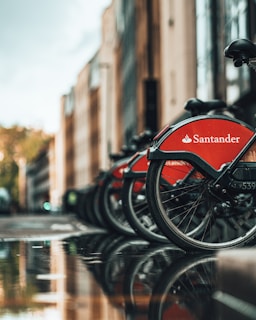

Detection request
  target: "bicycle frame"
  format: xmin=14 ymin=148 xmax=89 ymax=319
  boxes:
xmin=124 ymin=150 xmax=149 ymax=177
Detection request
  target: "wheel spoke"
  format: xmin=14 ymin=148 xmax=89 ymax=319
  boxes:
xmin=146 ymin=159 xmax=256 ymax=250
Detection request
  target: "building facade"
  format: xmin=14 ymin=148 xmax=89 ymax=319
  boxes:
xmin=63 ymin=88 xmax=75 ymax=189
xmin=99 ymin=2 xmax=120 ymax=169
xmin=160 ymin=0 xmax=197 ymax=125
xmin=194 ymin=0 xmax=256 ymax=126
xmin=26 ymin=146 xmax=50 ymax=212
xmin=74 ymin=64 xmax=91 ymax=188
xmin=25 ymin=0 xmax=256 ymax=209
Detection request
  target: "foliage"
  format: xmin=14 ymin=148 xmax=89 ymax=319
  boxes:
xmin=0 ymin=125 xmax=51 ymax=203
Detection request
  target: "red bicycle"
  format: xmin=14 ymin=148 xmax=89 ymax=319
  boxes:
xmin=146 ymin=39 xmax=256 ymax=251
xmin=121 ymin=98 xmax=231 ymax=243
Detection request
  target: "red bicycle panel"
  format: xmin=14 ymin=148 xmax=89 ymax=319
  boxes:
xmin=132 ymin=179 xmax=145 ymax=193
xmin=159 ymin=118 xmax=254 ymax=170
xmin=161 ymin=161 xmax=193 ymax=185
xmin=131 ymin=153 xmax=150 ymax=172
xmin=112 ymin=162 xmax=128 ymax=179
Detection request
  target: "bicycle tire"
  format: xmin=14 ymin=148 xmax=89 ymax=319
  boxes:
xmin=146 ymin=159 xmax=256 ymax=251
xmin=90 ymin=184 xmax=108 ymax=228
xmin=79 ymin=185 xmax=102 ymax=226
xmin=122 ymin=177 xmax=169 ymax=243
xmin=98 ymin=174 xmax=136 ymax=236
xmin=148 ymin=254 xmax=217 ymax=320
xmin=123 ymin=244 xmax=185 ymax=314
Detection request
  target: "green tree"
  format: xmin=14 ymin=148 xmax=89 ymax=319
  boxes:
xmin=0 ymin=125 xmax=51 ymax=204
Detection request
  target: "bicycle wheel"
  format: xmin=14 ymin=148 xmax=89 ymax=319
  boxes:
xmin=90 ymin=184 xmax=108 ymax=229
xmin=148 ymin=254 xmax=217 ymax=320
xmin=98 ymin=174 xmax=136 ymax=236
xmin=146 ymin=159 xmax=256 ymax=251
xmin=99 ymin=237 xmax=149 ymax=303
xmin=123 ymin=244 xmax=185 ymax=316
xmin=122 ymin=177 xmax=169 ymax=243
xmin=79 ymin=185 xmax=102 ymax=226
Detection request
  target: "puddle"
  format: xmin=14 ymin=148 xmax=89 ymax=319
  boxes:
xmin=0 ymin=234 xmax=218 ymax=320
xmin=0 ymin=232 xmax=254 ymax=319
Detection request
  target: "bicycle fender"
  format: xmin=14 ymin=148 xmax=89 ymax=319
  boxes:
xmin=110 ymin=157 xmax=129 ymax=179
xmin=148 ymin=116 xmax=255 ymax=171
xmin=124 ymin=150 xmax=150 ymax=178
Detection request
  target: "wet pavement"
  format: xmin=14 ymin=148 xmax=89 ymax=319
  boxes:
xmin=0 ymin=214 xmax=255 ymax=319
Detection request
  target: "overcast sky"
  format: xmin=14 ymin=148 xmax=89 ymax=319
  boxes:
xmin=0 ymin=0 xmax=111 ymax=133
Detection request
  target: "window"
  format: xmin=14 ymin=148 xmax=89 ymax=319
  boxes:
xmin=225 ymin=0 xmax=250 ymax=103
xmin=196 ymin=0 xmax=214 ymax=100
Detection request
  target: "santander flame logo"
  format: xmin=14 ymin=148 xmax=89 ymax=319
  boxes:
xmin=182 ymin=134 xmax=192 ymax=143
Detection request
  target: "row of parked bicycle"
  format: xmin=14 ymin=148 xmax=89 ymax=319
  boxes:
xmin=64 ymin=39 xmax=256 ymax=252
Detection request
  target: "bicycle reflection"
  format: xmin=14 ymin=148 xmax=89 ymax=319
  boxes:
xmin=69 ymin=234 xmax=217 ymax=320
xmin=0 ymin=234 xmax=227 ymax=319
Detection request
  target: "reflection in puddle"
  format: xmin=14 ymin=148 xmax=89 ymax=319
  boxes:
xmin=0 ymin=235 xmax=219 ymax=319
xmin=0 ymin=241 xmax=65 ymax=319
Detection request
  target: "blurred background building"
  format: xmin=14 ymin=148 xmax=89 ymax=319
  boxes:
xmin=23 ymin=0 xmax=256 ymax=212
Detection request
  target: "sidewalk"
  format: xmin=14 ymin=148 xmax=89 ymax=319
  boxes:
xmin=0 ymin=214 xmax=105 ymax=241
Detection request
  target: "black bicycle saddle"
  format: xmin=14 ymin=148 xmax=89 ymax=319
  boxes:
xmin=224 ymin=38 xmax=256 ymax=67
xmin=184 ymin=98 xmax=227 ymax=116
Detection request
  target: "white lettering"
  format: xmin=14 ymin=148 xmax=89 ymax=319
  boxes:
xmin=183 ymin=134 xmax=240 ymax=144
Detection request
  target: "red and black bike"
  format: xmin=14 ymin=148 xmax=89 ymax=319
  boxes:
xmin=146 ymin=39 xmax=256 ymax=251
xmin=121 ymin=98 xmax=232 ymax=243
